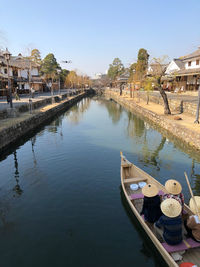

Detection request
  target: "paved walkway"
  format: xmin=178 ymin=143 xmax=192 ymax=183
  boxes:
xmin=0 ymin=89 xmax=77 ymax=111
xmin=109 ymin=90 xmax=200 ymax=134
xmin=111 ymin=88 xmax=198 ymax=103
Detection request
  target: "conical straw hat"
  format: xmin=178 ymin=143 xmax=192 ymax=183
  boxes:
xmin=142 ymin=183 xmax=158 ymax=197
xmin=161 ymin=198 xmax=182 ymax=218
xmin=165 ymin=179 xmax=182 ymax=195
xmin=189 ymin=196 xmax=200 ymax=214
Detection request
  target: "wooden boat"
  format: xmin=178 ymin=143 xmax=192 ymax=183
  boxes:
xmin=120 ymin=152 xmax=200 ymax=267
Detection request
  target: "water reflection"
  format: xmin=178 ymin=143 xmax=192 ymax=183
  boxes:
xmin=67 ymin=98 xmax=91 ymax=124
xmin=13 ymin=151 xmax=23 ymax=196
xmin=126 ymin=112 xmax=145 ymax=138
xmin=191 ymin=159 xmax=200 ymax=195
xmin=125 ymin=110 xmax=166 ymax=169
xmin=99 ymin=99 xmax=123 ymax=124
xmin=47 ymin=116 xmax=63 ymax=133
xmin=140 ymin=136 xmax=166 ymax=170
xmin=31 ymin=137 xmax=37 ymax=166
xmin=1 ymin=97 xmax=200 ymax=267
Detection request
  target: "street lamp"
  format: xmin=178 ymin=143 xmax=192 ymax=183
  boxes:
xmin=3 ymin=48 xmax=13 ymax=108
xmin=57 ymin=69 xmax=61 ymax=95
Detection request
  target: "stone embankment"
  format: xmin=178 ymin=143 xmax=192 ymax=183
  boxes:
xmin=0 ymin=89 xmax=94 ymax=152
xmin=122 ymin=90 xmax=197 ymax=117
xmin=105 ymin=90 xmax=200 ymax=152
xmin=0 ymin=91 xmax=74 ymax=120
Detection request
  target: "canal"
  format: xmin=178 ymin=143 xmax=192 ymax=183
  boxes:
xmin=0 ymin=96 xmax=200 ymax=267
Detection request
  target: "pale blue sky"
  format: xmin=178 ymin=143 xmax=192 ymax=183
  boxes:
xmin=0 ymin=0 xmax=200 ymax=77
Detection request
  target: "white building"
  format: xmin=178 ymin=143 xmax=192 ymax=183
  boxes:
xmin=175 ymin=47 xmax=200 ymax=91
xmin=0 ymin=51 xmax=43 ymax=94
xmin=165 ymin=59 xmax=184 ymax=75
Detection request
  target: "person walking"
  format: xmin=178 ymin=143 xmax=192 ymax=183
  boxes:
xmin=31 ymin=87 xmax=35 ymax=98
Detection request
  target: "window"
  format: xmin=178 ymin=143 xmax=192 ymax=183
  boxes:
xmin=188 ymin=61 xmax=192 ymax=67
xmin=196 ymin=59 xmax=200 ymax=65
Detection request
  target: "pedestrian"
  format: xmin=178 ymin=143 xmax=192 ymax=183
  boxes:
xmin=184 ymin=196 xmax=200 ymax=242
xmin=15 ymin=86 xmax=20 ymax=100
xmin=6 ymin=92 xmax=10 ymax=104
xmin=31 ymin=87 xmax=35 ymax=98
xmin=154 ymin=198 xmax=182 ymax=245
xmin=140 ymin=183 xmax=162 ymax=223
xmin=120 ymin=85 xmax=122 ymax=96
xmin=162 ymin=179 xmax=184 ymax=212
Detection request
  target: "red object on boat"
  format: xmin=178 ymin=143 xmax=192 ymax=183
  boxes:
xmin=179 ymin=263 xmax=197 ymax=267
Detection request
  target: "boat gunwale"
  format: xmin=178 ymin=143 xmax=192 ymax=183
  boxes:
xmin=120 ymin=159 xmax=180 ymax=267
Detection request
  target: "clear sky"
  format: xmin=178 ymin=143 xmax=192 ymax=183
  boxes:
xmin=0 ymin=0 xmax=200 ymax=77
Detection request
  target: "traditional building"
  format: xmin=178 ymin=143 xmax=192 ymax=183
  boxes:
xmin=147 ymin=63 xmax=169 ymax=76
xmin=115 ymin=69 xmax=130 ymax=89
xmin=175 ymin=47 xmax=200 ymax=91
xmin=0 ymin=51 xmax=44 ymax=96
xmin=165 ymin=59 xmax=184 ymax=75
xmin=165 ymin=47 xmax=200 ymax=91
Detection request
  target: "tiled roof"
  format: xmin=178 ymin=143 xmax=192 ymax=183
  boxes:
xmin=175 ymin=68 xmax=200 ymax=76
xmin=148 ymin=63 xmax=169 ymax=75
xmin=180 ymin=48 xmax=200 ymax=61
xmin=0 ymin=51 xmax=39 ymax=68
xmin=174 ymin=59 xmax=184 ymax=69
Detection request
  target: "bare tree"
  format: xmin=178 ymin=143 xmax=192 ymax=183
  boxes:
xmin=147 ymin=56 xmax=171 ymax=114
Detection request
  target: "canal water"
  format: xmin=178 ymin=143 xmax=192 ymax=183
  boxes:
xmin=0 ymin=97 xmax=200 ymax=267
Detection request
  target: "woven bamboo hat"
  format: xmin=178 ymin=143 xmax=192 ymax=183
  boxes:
xmin=165 ymin=179 xmax=182 ymax=195
xmin=161 ymin=198 xmax=182 ymax=218
xmin=189 ymin=196 xmax=200 ymax=214
xmin=142 ymin=183 xmax=158 ymax=197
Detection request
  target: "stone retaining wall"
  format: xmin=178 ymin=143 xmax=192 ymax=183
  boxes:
xmin=122 ymin=90 xmax=197 ymax=116
xmin=0 ymin=91 xmax=82 ymax=120
xmin=0 ymin=90 xmax=93 ymax=153
xmin=105 ymin=90 xmax=200 ymax=152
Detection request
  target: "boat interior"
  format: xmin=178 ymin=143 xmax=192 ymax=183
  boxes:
xmin=121 ymin=157 xmax=200 ymax=266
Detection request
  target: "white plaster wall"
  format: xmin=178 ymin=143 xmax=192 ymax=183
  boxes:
xmin=187 ymin=76 xmax=198 ymax=84
xmin=31 ymin=68 xmax=38 ymax=76
xmin=147 ymin=66 xmax=153 ymax=74
xmin=9 ymin=68 xmax=12 ymax=76
xmin=185 ymin=60 xmax=200 ymax=69
xmin=21 ymin=69 xmax=28 ymax=78
xmin=0 ymin=67 xmax=4 ymax=74
xmin=165 ymin=60 xmax=180 ymax=74
xmin=24 ymin=83 xmax=30 ymax=89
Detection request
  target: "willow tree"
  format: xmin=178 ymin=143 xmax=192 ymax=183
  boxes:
xmin=149 ymin=57 xmax=171 ymax=115
xmin=143 ymin=77 xmax=154 ymax=104
xmin=65 ymin=71 xmax=78 ymax=88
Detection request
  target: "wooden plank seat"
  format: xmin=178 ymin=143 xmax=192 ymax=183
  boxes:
xmin=162 ymin=238 xmax=200 ymax=253
xmin=122 ymin=163 xmax=132 ymax=168
xmin=124 ymin=177 xmax=147 ymax=184
xmin=130 ymin=190 xmax=164 ymax=200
